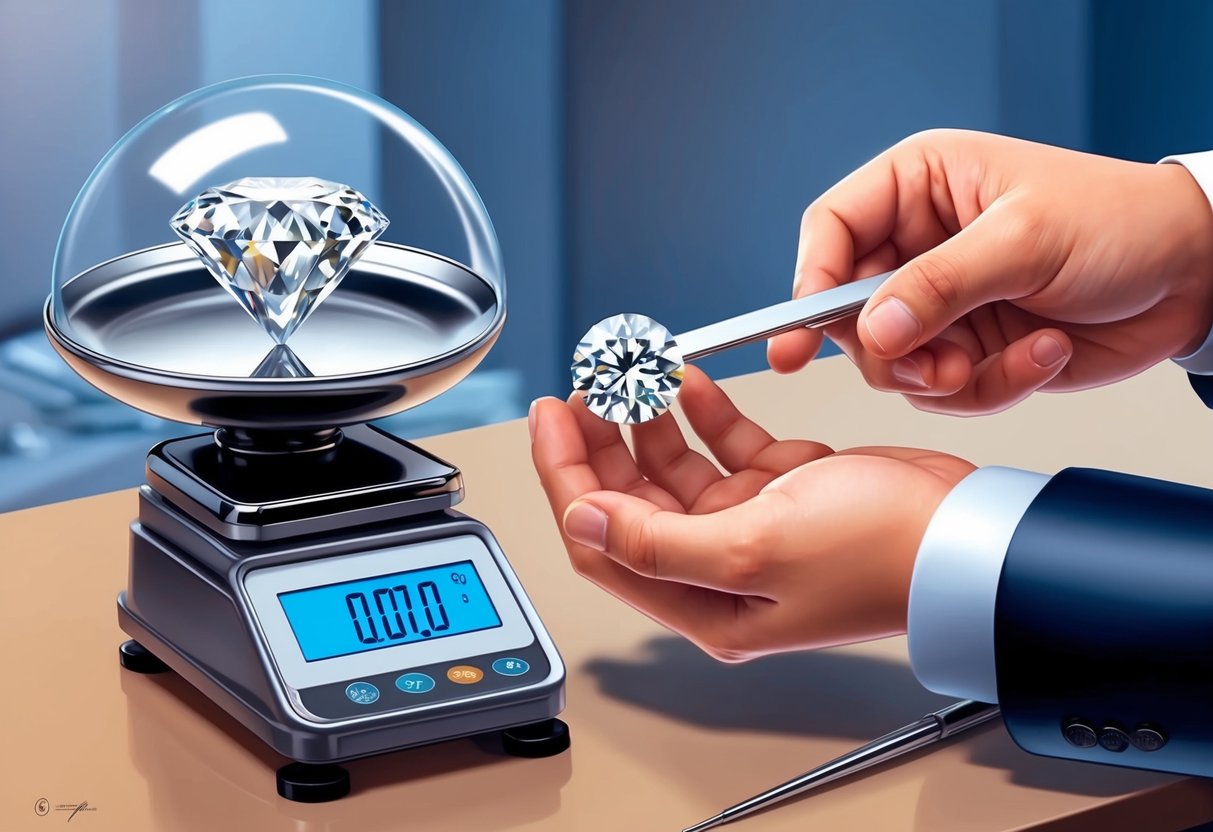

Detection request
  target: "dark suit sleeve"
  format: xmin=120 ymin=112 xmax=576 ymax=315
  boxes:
xmin=994 ymin=467 xmax=1213 ymax=775
xmin=1189 ymin=371 xmax=1213 ymax=409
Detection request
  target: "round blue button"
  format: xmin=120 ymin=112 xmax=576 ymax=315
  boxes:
xmin=492 ymin=657 xmax=530 ymax=677
xmin=345 ymin=681 xmax=380 ymax=705
xmin=395 ymin=672 xmax=436 ymax=694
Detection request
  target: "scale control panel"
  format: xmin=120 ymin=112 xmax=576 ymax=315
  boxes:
xmin=241 ymin=532 xmax=556 ymax=724
xmin=298 ymin=643 xmax=551 ymax=720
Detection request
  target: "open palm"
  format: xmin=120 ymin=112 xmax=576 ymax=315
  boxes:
xmin=530 ymin=366 xmax=973 ymax=660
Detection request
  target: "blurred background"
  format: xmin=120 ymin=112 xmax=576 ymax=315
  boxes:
xmin=1 ymin=0 xmax=1210 ymax=512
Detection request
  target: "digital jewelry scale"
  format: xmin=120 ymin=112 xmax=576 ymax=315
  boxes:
xmin=44 ymin=76 xmax=568 ymax=802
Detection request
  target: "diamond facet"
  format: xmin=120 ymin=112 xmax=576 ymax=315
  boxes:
xmin=572 ymin=313 xmax=685 ymax=424
xmin=250 ymin=344 xmax=314 ymax=379
xmin=171 ymin=177 xmax=389 ymax=344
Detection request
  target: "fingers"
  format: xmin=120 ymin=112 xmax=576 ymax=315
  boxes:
xmin=631 ymin=366 xmax=833 ymax=502
xmin=768 ymin=155 xmax=899 ymax=372
xmin=833 ymin=332 xmax=976 ymax=396
xmin=678 ymin=366 xmax=778 ymax=472
xmin=857 ymin=203 xmax=1062 ymax=359
xmin=530 ymin=396 xmax=603 ymax=505
xmin=766 ymin=327 xmax=822 ymax=374
xmin=793 ymin=154 xmax=902 ymax=297
xmin=629 ymin=405 xmax=724 ymax=509
xmin=630 ymin=368 xmax=832 ymax=517
xmin=565 ymin=393 xmax=642 ymax=491
xmin=678 ymin=366 xmax=832 ymax=473
xmin=768 ymin=133 xmax=963 ymax=373
xmin=833 ymin=311 xmax=1073 ymax=412
xmin=530 ymin=397 xmax=735 ymax=637
xmin=903 ymin=328 xmax=1073 ymax=415
xmin=565 ymin=393 xmax=682 ymax=510
xmin=767 ymin=245 xmax=901 ymax=374
xmin=563 ymin=488 xmax=795 ymax=594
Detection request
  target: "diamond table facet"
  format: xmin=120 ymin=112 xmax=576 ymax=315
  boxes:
xmin=572 ymin=313 xmax=685 ymax=424
xmin=171 ymin=177 xmax=389 ymax=344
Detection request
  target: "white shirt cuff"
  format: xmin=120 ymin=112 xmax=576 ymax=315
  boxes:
xmin=907 ymin=466 xmax=1050 ymax=703
xmin=1161 ymin=151 xmax=1213 ymax=375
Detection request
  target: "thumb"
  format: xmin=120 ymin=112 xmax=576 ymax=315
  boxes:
xmin=857 ymin=205 xmax=1055 ymax=358
xmin=563 ymin=490 xmax=794 ymax=593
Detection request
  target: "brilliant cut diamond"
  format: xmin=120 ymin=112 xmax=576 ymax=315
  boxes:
xmin=171 ymin=177 xmax=389 ymax=344
xmin=572 ymin=313 xmax=685 ymax=424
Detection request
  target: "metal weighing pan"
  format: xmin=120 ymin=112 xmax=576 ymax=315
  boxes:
xmin=45 ymin=242 xmax=504 ymax=430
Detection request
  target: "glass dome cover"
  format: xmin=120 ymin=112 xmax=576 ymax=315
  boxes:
xmin=47 ymin=75 xmax=505 ymax=430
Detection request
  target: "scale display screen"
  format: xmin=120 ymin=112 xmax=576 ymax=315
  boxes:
xmin=278 ymin=560 xmax=502 ymax=662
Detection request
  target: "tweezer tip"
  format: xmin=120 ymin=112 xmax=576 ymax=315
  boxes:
xmin=682 ymin=814 xmax=724 ymax=832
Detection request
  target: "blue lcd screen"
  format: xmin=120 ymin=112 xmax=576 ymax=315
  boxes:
xmin=278 ymin=560 xmax=502 ymax=662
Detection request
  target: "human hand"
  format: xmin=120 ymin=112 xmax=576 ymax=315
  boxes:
xmin=529 ymin=367 xmax=974 ymax=661
xmin=768 ymin=129 xmax=1213 ymax=415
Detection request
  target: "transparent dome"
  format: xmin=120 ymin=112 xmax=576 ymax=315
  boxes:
xmin=47 ymin=75 xmax=505 ymax=430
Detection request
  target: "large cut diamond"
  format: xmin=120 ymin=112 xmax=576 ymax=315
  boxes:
xmin=171 ymin=177 xmax=389 ymax=344
xmin=572 ymin=313 xmax=685 ymax=424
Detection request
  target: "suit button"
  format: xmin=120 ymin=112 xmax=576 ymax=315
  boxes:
xmin=1131 ymin=726 xmax=1167 ymax=752
xmin=1062 ymin=720 xmax=1097 ymax=748
xmin=1098 ymin=726 xmax=1130 ymax=752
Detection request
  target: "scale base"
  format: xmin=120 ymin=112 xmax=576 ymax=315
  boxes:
xmin=119 ymin=637 xmax=570 ymax=802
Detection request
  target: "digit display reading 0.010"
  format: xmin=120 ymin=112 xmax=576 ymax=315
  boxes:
xmin=277 ymin=560 xmax=502 ymax=662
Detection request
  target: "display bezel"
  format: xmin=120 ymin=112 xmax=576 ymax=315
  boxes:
xmin=243 ymin=534 xmax=533 ymax=690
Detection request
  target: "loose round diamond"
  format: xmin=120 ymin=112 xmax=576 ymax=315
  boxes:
xmin=171 ymin=177 xmax=389 ymax=344
xmin=572 ymin=313 xmax=685 ymax=424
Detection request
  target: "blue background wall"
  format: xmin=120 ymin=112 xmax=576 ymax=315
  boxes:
xmin=564 ymin=0 xmax=1007 ymax=380
xmin=1089 ymin=0 xmax=1213 ymax=160
xmin=0 ymin=0 xmax=1205 ymax=510
xmin=379 ymin=0 xmax=565 ymax=396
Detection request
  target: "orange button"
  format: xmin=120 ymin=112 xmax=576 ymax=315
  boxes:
xmin=446 ymin=665 xmax=484 ymax=684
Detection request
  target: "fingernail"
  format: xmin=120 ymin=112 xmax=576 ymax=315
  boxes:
xmin=1030 ymin=335 xmax=1066 ymax=368
xmin=564 ymin=502 xmax=608 ymax=551
xmin=892 ymin=354 xmax=930 ymax=388
xmin=866 ymin=298 xmax=921 ymax=355
xmin=528 ymin=399 xmax=538 ymax=442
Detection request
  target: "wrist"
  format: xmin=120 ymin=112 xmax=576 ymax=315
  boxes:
xmin=1157 ymin=161 xmax=1213 ymax=356
xmin=887 ymin=464 xmax=977 ymax=633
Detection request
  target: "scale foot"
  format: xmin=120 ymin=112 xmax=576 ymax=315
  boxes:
xmin=277 ymin=762 xmax=351 ymax=803
xmin=501 ymin=718 xmax=571 ymax=758
xmin=118 ymin=640 xmax=170 ymax=674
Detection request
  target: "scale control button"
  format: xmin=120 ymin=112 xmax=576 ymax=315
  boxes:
xmin=345 ymin=681 xmax=380 ymax=705
xmin=1062 ymin=720 xmax=1097 ymax=748
xmin=1132 ymin=726 xmax=1168 ymax=752
xmin=395 ymin=673 xmax=436 ymax=694
xmin=447 ymin=665 xmax=484 ymax=685
xmin=1098 ymin=726 xmax=1131 ymax=753
xmin=492 ymin=657 xmax=531 ymax=677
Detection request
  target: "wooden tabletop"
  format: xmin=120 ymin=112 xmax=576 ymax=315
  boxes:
xmin=5 ymin=357 xmax=1213 ymax=832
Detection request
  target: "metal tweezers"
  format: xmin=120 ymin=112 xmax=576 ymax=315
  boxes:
xmin=683 ymin=699 xmax=1001 ymax=831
